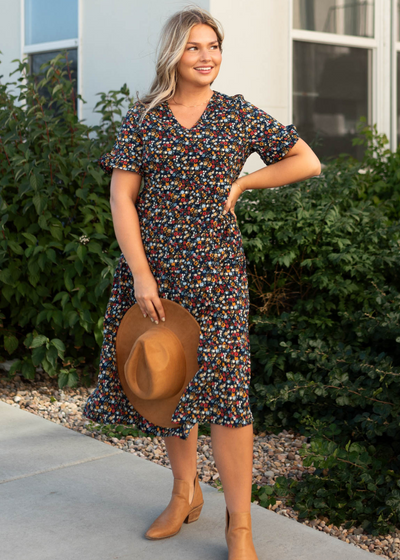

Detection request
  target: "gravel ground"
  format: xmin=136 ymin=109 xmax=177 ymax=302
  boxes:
xmin=1 ymin=371 xmax=399 ymax=559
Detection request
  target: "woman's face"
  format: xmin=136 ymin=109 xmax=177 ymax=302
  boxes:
xmin=176 ymin=24 xmax=222 ymax=89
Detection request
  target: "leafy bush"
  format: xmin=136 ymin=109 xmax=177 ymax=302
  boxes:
xmin=0 ymin=52 xmax=135 ymax=386
xmin=237 ymin=127 xmax=400 ymax=534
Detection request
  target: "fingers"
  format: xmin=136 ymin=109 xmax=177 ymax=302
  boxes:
xmin=222 ymin=203 xmax=237 ymax=217
xmin=153 ymin=298 xmax=166 ymax=323
xmin=138 ymin=297 xmax=165 ymax=324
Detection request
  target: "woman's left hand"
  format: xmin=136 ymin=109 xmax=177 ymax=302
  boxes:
xmin=222 ymin=181 xmax=245 ymax=218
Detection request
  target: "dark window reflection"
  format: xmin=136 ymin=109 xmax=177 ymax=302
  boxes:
xmin=293 ymin=0 xmax=374 ymax=38
xmin=293 ymin=41 xmax=370 ymax=162
xmin=398 ymin=0 xmax=400 ymax=41
xmin=29 ymin=49 xmax=78 ymax=117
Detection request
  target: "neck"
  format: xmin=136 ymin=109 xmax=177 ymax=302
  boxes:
xmin=173 ymin=83 xmax=213 ymax=105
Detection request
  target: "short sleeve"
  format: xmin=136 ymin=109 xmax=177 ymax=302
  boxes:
xmin=98 ymin=103 xmax=144 ymax=176
xmin=234 ymin=94 xmax=299 ymax=166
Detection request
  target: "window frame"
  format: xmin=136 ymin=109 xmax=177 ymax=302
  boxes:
xmin=393 ymin=1 xmax=400 ymax=148
xmin=20 ymin=0 xmax=82 ymax=119
xmin=289 ymin=0 xmax=396 ymax=151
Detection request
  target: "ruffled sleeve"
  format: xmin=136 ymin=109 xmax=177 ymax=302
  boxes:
xmin=234 ymin=94 xmax=299 ymax=166
xmin=98 ymin=102 xmax=144 ymax=176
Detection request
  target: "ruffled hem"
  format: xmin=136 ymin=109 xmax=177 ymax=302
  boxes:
xmin=98 ymin=154 xmax=143 ymax=176
xmin=82 ymin=390 xmax=254 ymax=440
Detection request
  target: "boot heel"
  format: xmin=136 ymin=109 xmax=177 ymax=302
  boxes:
xmin=184 ymin=502 xmax=203 ymax=524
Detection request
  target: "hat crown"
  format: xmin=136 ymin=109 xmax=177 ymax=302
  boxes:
xmin=125 ymin=326 xmax=187 ymax=400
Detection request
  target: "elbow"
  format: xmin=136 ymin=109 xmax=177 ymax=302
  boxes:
xmin=310 ymin=156 xmax=322 ymax=177
xmin=313 ymin=163 xmax=322 ymax=177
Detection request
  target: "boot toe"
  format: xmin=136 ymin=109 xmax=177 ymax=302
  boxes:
xmin=144 ymin=472 xmax=203 ymax=540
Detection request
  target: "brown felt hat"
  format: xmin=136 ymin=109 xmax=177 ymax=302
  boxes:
xmin=116 ymin=298 xmax=201 ymax=428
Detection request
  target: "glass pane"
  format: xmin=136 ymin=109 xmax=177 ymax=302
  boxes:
xmin=293 ymin=0 xmax=374 ymax=38
xmin=29 ymin=50 xmax=78 ymax=114
xmin=25 ymin=0 xmax=78 ymax=45
xmin=398 ymin=0 xmax=400 ymax=41
xmin=293 ymin=41 xmax=370 ymax=161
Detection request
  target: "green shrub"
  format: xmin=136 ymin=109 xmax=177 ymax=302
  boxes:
xmin=237 ymin=127 xmax=400 ymax=534
xmin=0 ymin=52 xmax=134 ymax=386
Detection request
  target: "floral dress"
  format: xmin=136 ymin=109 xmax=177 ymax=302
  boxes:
xmin=83 ymin=90 xmax=299 ymax=440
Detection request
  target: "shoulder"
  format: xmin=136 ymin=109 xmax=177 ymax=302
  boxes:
xmin=123 ymin=101 xmax=145 ymax=124
xmin=214 ymin=91 xmax=260 ymax=117
xmin=118 ymin=101 xmax=151 ymax=138
xmin=214 ymin=90 xmax=246 ymax=108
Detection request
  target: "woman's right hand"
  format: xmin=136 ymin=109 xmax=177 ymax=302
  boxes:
xmin=133 ymin=271 xmax=166 ymax=324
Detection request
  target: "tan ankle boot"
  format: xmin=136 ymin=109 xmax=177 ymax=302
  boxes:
xmin=225 ymin=506 xmax=259 ymax=559
xmin=145 ymin=472 xmax=204 ymax=540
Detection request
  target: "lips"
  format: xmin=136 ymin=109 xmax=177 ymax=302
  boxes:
xmin=194 ymin=66 xmax=213 ymax=73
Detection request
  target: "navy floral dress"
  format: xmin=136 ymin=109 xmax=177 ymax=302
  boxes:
xmin=83 ymin=90 xmax=299 ymax=440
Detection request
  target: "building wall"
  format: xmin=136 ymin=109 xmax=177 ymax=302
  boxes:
xmin=0 ymin=0 xmax=21 ymax=92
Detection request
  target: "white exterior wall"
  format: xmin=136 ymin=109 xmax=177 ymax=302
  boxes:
xmin=0 ymin=1 xmax=21 ymax=92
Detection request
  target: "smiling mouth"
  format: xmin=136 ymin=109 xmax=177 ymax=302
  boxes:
xmin=194 ymin=66 xmax=213 ymax=70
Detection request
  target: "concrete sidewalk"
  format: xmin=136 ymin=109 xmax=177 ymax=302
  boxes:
xmin=0 ymin=400 xmax=373 ymax=560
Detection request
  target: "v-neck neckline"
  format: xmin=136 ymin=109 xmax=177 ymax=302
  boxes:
xmin=164 ymin=90 xmax=217 ymax=132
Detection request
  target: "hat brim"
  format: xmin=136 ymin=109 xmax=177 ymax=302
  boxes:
xmin=116 ymin=298 xmax=201 ymax=428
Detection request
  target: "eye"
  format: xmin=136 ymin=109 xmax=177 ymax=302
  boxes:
xmin=187 ymin=44 xmax=219 ymax=50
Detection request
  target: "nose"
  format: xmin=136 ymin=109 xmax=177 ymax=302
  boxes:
xmin=199 ymin=47 xmax=212 ymax=62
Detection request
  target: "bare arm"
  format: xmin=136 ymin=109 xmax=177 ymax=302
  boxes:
xmin=109 ymin=168 xmax=166 ymax=323
xmin=237 ymin=138 xmax=321 ymax=191
xmin=223 ymin=138 xmax=321 ymax=215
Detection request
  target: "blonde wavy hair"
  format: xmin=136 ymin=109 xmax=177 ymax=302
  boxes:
xmin=137 ymin=5 xmax=224 ymax=123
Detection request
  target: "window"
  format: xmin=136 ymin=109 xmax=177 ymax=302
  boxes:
xmin=30 ymin=49 xmax=78 ymax=111
xmin=292 ymin=0 xmax=376 ymax=161
xmin=25 ymin=0 xmax=78 ymax=45
xmin=23 ymin=0 xmax=79 ymax=113
xmin=293 ymin=42 xmax=371 ymax=161
xmin=293 ymin=0 xmax=374 ymax=37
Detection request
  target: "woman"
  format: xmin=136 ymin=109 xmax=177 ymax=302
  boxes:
xmin=83 ymin=5 xmax=321 ymax=558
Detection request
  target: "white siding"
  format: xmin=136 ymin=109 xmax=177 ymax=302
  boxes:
xmin=0 ymin=0 xmax=22 ymax=93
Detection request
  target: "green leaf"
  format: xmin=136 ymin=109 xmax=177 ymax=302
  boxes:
xmin=67 ymin=370 xmax=79 ymax=387
xmin=0 ymin=269 xmax=13 ymax=285
xmin=22 ymin=232 xmax=37 ymax=245
xmin=4 ymin=335 xmax=19 ymax=354
xmin=21 ymin=360 xmax=36 ymax=380
xmin=58 ymin=371 xmax=68 ymax=389
xmin=30 ymin=335 xmax=48 ymax=348
xmin=64 ymin=270 xmax=75 ymax=292
xmin=77 ymin=244 xmax=87 ymax=262
xmin=50 ymin=225 xmax=63 ymax=241
xmin=51 ymin=338 xmax=66 ymax=354
xmin=31 ymin=345 xmax=46 ymax=366
xmin=9 ymin=360 xmax=22 ymax=376
xmin=46 ymin=345 xmax=58 ymax=368
xmin=8 ymin=240 xmax=24 ymax=255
